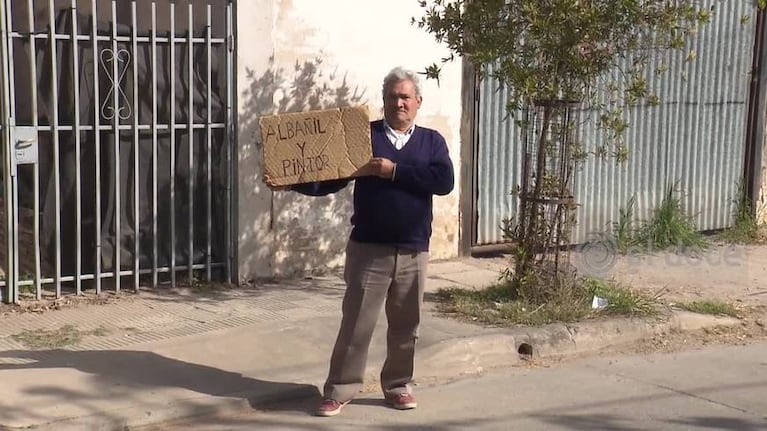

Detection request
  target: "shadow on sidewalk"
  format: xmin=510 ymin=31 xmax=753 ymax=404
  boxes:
xmin=0 ymin=349 xmax=319 ymax=413
xmin=130 ymin=277 xmax=348 ymax=305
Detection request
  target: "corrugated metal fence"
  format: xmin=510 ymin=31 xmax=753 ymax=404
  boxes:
xmin=0 ymin=0 xmax=234 ymax=303
xmin=476 ymin=0 xmax=759 ymax=246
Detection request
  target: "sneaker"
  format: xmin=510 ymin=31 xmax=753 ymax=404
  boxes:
xmin=315 ymin=398 xmax=349 ymax=417
xmin=385 ymin=393 xmax=417 ymax=410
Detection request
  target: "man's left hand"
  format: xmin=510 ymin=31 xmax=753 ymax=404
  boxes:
xmin=356 ymin=157 xmax=395 ymax=179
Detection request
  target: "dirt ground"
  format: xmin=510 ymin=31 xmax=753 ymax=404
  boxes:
xmin=0 ymin=290 xmax=130 ymax=315
xmin=626 ymin=304 xmax=767 ymax=352
xmin=457 ymin=243 xmax=767 ymax=357
xmin=570 ymin=242 xmax=767 ymax=356
xmin=603 ymin=243 xmax=767 ymax=307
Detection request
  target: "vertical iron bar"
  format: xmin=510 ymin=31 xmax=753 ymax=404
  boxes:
xmin=131 ymin=1 xmax=139 ymax=291
xmin=111 ymin=0 xmax=120 ymax=292
xmin=225 ymin=0 xmax=232 ymax=283
xmin=71 ymin=0 xmax=82 ymax=295
xmin=151 ymin=1 xmax=158 ymax=287
xmin=91 ymin=0 xmax=101 ymax=294
xmin=205 ymin=5 xmax=211 ymax=282
xmin=0 ymin=0 xmax=11 ymax=303
xmin=26 ymin=0 xmax=41 ymax=299
xmin=48 ymin=0 xmax=62 ymax=297
xmin=10 ymin=161 xmax=18 ymax=299
xmin=170 ymin=2 xmax=176 ymax=287
xmin=187 ymin=4 xmax=194 ymax=283
xmin=5 ymin=0 xmax=18 ymax=302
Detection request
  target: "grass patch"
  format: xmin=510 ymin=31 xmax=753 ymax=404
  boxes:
xmin=584 ymin=278 xmax=657 ymax=316
xmin=435 ymin=277 xmax=658 ymax=326
xmin=718 ymin=181 xmax=766 ymax=245
xmin=18 ymin=284 xmax=36 ymax=295
xmin=634 ymin=183 xmax=707 ymax=251
xmin=11 ymin=325 xmax=110 ymax=349
xmin=679 ymin=300 xmax=739 ymax=318
xmin=89 ymin=325 xmax=110 ymax=337
xmin=613 ymin=195 xmax=637 ymax=254
xmin=610 ymin=183 xmax=708 ymax=254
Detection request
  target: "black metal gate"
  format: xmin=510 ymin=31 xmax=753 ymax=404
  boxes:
xmin=0 ymin=0 xmax=235 ymax=303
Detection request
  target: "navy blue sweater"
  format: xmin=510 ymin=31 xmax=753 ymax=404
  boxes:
xmin=292 ymin=120 xmax=454 ymax=251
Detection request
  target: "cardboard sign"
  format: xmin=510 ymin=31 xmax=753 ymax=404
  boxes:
xmin=259 ymin=106 xmax=372 ymax=186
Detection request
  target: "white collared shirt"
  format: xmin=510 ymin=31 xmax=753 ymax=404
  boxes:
xmin=384 ymin=120 xmax=416 ymax=150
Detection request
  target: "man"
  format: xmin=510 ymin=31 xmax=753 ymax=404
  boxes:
xmin=264 ymin=67 xmax=454 ymax=416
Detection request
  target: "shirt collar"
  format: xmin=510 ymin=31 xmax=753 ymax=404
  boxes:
xmin=383 ymin=120 xmax=415 ymax=136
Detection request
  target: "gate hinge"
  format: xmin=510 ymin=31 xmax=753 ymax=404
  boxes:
xmin=227 ymin=35 xmax=234 ymax=52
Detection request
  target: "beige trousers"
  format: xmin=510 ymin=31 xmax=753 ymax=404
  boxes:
xmin=323 ymin=240 xmax=428 ymax=402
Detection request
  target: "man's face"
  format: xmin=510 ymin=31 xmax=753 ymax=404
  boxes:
xmin=383 ymin=79 xmax=422 ymax=130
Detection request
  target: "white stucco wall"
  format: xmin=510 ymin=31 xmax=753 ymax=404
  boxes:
xmin=236 ymin=0 xmax=463 ymax=282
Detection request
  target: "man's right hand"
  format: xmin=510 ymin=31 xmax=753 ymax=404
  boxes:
xmin=262 ymin=174 xmax=290 ymax=191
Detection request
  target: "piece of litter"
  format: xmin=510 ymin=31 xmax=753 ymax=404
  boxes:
xmin=591 ymin=295 xmax=609 ymax=310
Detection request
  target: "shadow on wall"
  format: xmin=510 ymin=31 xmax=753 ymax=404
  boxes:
xmin=238 ymin=57 xmax=369 ymax=278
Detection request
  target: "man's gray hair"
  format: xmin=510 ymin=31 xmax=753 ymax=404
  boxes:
xmin=382 ymin=67 xmax=422 ymax=98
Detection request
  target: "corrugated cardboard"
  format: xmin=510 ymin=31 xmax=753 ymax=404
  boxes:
xmin=259 ymin=106 xmax=372 ymax=186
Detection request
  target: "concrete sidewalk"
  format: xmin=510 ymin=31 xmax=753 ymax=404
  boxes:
xmin=0 ymin=247 xmax=764 ymax=430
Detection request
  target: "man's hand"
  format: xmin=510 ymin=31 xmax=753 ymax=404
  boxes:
xmin=355 ymin=157 xmax=395 ymax=179
xmin=262 ymin=174 xmax=290 ymax=191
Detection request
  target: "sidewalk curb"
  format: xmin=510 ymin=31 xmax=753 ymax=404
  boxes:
xmin=416 ymin=310 xmax=742 ymax=380
xmin=17 ymin=311 xmax=743 ymax=431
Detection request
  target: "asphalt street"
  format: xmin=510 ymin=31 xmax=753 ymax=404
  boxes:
xmin=140 ymin=341 xmax=767 ymax=431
